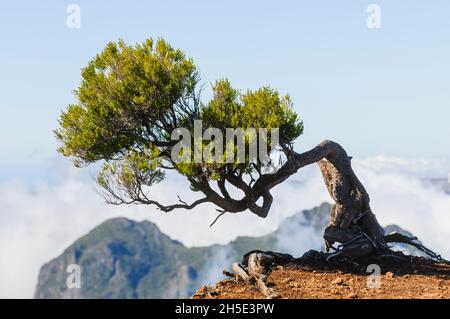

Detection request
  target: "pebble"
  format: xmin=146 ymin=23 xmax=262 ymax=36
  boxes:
xmin=332 ymin=277 xmax=344 ymax=285
xmin=289 ymin=282 xmax=300 ymax=288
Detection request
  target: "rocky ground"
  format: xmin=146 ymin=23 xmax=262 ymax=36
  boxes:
xmin=194 ymin=252 xmax=450 ymax=299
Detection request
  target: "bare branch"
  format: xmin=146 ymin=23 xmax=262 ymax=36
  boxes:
xmin=136 ymin=196 xmax=209 ymax=212
xmin=210 ymin=210 xmax=227 ymax=227
xmin=217 ymin=178 xmax=231 ymax=199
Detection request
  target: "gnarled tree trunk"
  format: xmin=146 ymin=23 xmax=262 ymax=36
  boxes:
xmin=212 ymin=140 xmax=386 ymax=256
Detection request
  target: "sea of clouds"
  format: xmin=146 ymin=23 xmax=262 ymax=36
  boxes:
xmin=0 ymin=155 xmax=449 ymax=298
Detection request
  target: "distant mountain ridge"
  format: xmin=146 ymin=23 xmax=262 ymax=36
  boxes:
xmin=34 ymin=203 xmax=421 ymax=298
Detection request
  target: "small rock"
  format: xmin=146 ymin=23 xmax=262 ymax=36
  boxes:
xmin=332 ymin=277 xmax=344 ymax=285
xmin=348 ymin=292 xmax=358 ymax=299
xmin=385 ymin=272 xmax=394 ymax=279
xmin=289 ymin=281 xmax=300 ymax=288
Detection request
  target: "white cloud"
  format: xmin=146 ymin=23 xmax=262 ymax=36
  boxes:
xmin=352 ymin=157 xmax=450 ymax=256
xmin=0 ymin=155 xmax=449 ymax=298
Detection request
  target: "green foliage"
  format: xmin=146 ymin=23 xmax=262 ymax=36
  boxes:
xmin=55 ymin=38 xmax=304 ymax=205
xmin=97 ymin=146 xmax=165 ymax=203
xmin=175 ymin=79 xmax=304 ymax=179
xmin=202 ymin=79 xmax=303 ymax=140
xmin=55 ymin=38 xmax=199 ymax=165
xmin=201 ymin=79 xmax=303 ymax=158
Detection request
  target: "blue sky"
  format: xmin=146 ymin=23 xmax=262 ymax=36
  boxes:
xmin=1 ymin=0 xmax=450 ymax=181
xmin=2 ymin=1 xmax=450 ymax=298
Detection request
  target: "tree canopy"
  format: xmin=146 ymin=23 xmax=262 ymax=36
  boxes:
xmin=56 ymin=38 xmax=305 ymax=218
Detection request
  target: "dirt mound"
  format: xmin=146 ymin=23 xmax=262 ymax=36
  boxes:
xmin=193 ymin=251 xmax=450 ymax=299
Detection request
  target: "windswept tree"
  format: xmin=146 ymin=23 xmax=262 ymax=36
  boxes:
xmin=56 ymin=38 xmax=388 ymax=257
